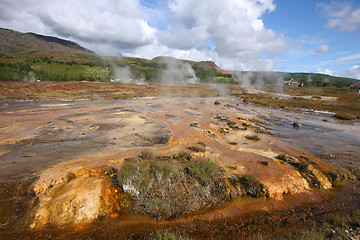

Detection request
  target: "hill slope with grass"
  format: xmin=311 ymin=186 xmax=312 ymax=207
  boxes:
xmin=0 ymin=28 xmax=359 ymax=87
xmin=0 ymin=28 xmax=111 ymax=81
xmin=0 ymin=28 xmax=94 ymax=57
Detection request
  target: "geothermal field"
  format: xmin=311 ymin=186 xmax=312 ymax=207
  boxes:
xmin=0 ymin=81 xmax=360 ymax=239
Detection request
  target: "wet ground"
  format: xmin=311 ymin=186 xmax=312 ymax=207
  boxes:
xmin=0 ymin=97 xmax=359 ymax=239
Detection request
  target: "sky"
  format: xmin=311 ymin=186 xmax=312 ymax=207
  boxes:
xmin=0 ymin=0 xmax=360 ymax=79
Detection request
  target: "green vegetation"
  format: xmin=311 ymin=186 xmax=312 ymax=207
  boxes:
xmin=0 ymin=58 xmax=111 ymax=82
xmin=148 ymin=230 xmax=191 ymax=240
xmin=112 ymin=150 xmax=274 ymax=219
xmin=113 ymin=151 xmax=228 ymax=219
xmin=240 ymin=174 xmax=268 ymax=198
xmin=275 ymin=210 xmax=360 ymax=240
xmin=32 ymin=62 xmax=111 ymax=81
xmin=185 ymin=157 xmax=221 ymax=185
xmin=230 ymin=85 xmax=360 ymax=118
xmin=333 ymin=113 xmax=354 ymax=120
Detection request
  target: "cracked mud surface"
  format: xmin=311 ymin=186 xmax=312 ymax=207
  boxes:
xmin=0 ymin=97 xmax=359 ymax=239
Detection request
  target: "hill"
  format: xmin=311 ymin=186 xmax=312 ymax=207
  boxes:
xmin=0 ymin=28 xmax=359 ymax=88
xmin=0 ymin=28 xmax=94 ymax=58
xmin=0 ymin=28 xmax=110 ymax=81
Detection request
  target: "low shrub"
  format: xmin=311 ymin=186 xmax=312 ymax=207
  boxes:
xmin=334 ymin=113 xmax=354 ymax=120
xmin=173 ymin=151 xmax=192 ymax=161
xmin=187 ymin=145 xmax=206 ymax=152
xmin=185 ymin=158 xmax=221 ymax=185
xmin=138 ymin=149 xmax=155 ymax=160
xmin=240 ymin=174 xmax=268 ymax=198
xmin=114 ymin=153 xmax=227 ymax=219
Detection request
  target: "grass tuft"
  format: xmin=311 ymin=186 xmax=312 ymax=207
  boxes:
xmin=186 ymin=158 xmax=221 ymax=185
xmin=148 ymin=230 xmax=192 ymax=240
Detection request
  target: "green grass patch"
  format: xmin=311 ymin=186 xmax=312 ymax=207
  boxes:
xmin=333 ymin=113 xmax=354 ymax=120
xmin=148 ymin=230 xmax=192 ymax=240
xmin=185 ymin=158 xmax=221 ymax=185
xmin=5 ymin=95 xmax=24 ymax=100
xmin=31 ymin=62 xmax=111 ymax=81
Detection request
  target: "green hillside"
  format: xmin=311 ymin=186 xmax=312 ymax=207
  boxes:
xmin=0 ymin=28 xmax=359 ymax=89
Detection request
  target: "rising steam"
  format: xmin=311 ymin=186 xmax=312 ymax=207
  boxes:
xmin=155 ymin=57 xmax=198 ymax=85
xmin=232 ymin=71 xmax=288 ymax=93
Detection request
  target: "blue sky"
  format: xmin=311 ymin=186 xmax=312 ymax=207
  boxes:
xmin=262 ymin=0 xmax=360 ymax=77
xmin=0 ymin=0 xmax=360 ymax=79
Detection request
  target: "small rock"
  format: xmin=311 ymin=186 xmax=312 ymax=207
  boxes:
xmin=189 ymin=122 xmax=199 ymax=127
xmin=292 ymin=122 xmax=302 ymax=128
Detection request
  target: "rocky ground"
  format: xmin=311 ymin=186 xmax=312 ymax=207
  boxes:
xmin=0 ymin=96 xmax=359 ymax=239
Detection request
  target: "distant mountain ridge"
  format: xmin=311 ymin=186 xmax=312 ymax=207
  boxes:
xmin=0 ymin=28 xmax=95 ymax=56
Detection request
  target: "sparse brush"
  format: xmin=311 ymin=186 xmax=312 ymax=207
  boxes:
xmin=187 ymin=145 xmax=206 ymax=152
xmin=240 ymin=174 xmax=268 ymax=198
xmin=173 ymin=151 xmax=192 ymax=161
xmin=138 ymin=149 xmax=155 ymax=160
xmin=328 ymin=214 xmax=345 ymax=228
xmin=148 ymin=230 xmax=192 ymax=240
xmin=349 ymin=210 xmax=360 ymax=228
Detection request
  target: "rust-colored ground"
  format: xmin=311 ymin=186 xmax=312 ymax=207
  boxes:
xmin=0 ymin=84 xmax=359 ymax=239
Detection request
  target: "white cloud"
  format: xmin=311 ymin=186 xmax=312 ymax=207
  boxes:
xmin=0 ymin=0 xmax=285 ymax=71
xmin=318 ymin=1 xmax=360 ymax=32
xmin=0 ymin=0 xmax=157 ymax=54
xmin=165 ymin=0 xmax=285 ymax=58
xmin=341 ymin=65 xmax=360 ymax=79
xmin=337 ymin=53 xmax=360 ymax=62
xmin=317 ymin=67 xmax=336 ymax=76
xmin=314 ymin=44 xmax=330 ymax=53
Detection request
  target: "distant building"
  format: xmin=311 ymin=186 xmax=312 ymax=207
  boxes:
xmin=283 ymin=80 xmax=300 ymax=87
